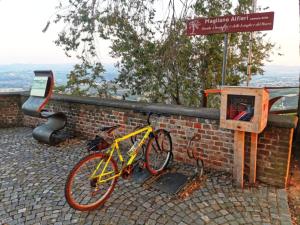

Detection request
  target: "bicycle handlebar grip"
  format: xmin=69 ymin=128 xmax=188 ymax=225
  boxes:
xmin=147 ymin=112 xmax=153 ymax=125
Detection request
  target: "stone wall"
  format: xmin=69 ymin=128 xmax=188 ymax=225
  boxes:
xmin=0 ymin=93 xmax=23 ymax=128
xmin=1 ymin=92 xmax=297 ymax=188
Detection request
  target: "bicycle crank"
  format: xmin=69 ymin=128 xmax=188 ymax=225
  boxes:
xmin=121 ymin=165 xmax=133 ymax=179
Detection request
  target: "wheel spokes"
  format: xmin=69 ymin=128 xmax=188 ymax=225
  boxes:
xmin=69 ymin=155 xmax=115 ymax=207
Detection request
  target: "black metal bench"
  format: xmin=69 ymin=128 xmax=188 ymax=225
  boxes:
xmin=22 ymin=71 xmax=67 ymax=145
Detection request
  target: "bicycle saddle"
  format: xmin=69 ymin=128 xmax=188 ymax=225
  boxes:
xmin=100 ymin=125 xmax=121 ymax=133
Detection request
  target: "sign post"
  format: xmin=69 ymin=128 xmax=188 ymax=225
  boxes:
xmin=221 ymin=33 xmax=228 ymax=85
xmin=187 ymin=11 xmax=274 ymax=86
xmin=246 ymin=0 xmax=257 ymax=86
xmin=187 ymin=11 xmax=274 ymax=188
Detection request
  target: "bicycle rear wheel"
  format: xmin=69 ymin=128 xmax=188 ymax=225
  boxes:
xmin=145 ymin=129 xmax=172 ymax=175
xmin=65 ymin=153 xmax=118 ymax=211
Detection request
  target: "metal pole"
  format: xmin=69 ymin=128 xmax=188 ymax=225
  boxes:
xmin=200 ymin=90 xmax=207 ymax=107
xmin=221 ymin=33 xmax=228 ymax=86
xmin=296 ymin=73 xmax=300 ymax=139
xmin=246 ymin=33 xmax=253 ymax=86
xmin=296 ymin=0 xmax=300 ymax=140
xmin=298 ymin=0 xmax=300 ymax=118
xmin=298 ymin=74 xmax=300 ymax=116
xmin=293 ymin=73 xmax=300 ymax=143
xmin=246 ymin=0 xmax=257 ymax=86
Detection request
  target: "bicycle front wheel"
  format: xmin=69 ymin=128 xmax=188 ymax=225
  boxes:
xmin=65 ymin=153 xmax=118 ymax=211
xmin=145 ymin=129 xmax=172 ymax=175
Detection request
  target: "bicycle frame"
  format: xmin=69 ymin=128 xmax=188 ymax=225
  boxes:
xmin=90 ymin=125 xmax=153 ymax=184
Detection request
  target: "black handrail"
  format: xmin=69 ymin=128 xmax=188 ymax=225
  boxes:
xmin=265 ymin=86 xmax=299 ymax=89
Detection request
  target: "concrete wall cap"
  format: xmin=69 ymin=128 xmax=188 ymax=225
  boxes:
xmin=6 ymin=92 xmax=299 ymax=129
xmin=0 ymin=91 xmax=27 ymax=96
xmin=267 ymin=114 xmax=298 ymax=129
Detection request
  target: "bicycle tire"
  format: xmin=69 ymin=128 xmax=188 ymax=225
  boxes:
xmin=187 ymin=134 xmax=205 ymax=177
xmin=65 ymin=153 xmax=118 ymax=211
xmin=145 ymin=129 xmax=172 ymax=175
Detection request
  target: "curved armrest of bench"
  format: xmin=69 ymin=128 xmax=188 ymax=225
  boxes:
xmin=40 ymin=110 xmax=56 ymax=118
xmin=21 ymin=96 xmax=45 ymax=117
xmin=45 ymin=112 xmax=67 ymax=131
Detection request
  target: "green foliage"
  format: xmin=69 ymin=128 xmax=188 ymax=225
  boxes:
xmin=53 ymin=84 xmax=66 ymax=94
xmin=52 ymin=0 xmax=275 ymax=105
xmin=64 ymin=59 xmax=111 ymax=97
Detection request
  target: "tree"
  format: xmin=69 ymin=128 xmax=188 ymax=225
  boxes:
xmin=50 ymin=0 xmax=275 ymax=106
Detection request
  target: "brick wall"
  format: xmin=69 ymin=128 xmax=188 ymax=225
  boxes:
xmin=5 ymin=93 xmax=299 ymax=187
xmin=0 ymin=93 xmax=23 ymax=128
xmin=256 ymin=127 xmax=293 ymax=187
xmin=23 ymin=101 xmax=236 ymax=171
xmin=244 ymin=127 xmax=294 ymax=187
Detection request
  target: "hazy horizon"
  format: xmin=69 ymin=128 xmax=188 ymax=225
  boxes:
xmin=1 ymin=62 xmax=299 ymax=70
xmin=0 ymin=63 xmax=299 ymax=85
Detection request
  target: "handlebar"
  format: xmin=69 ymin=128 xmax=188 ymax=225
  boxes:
xmin=147 ymin=112 xmax=153 ymax=125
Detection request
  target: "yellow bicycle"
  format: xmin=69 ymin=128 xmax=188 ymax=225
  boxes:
xmin=65 ymin=113 xmax=172 ymax=211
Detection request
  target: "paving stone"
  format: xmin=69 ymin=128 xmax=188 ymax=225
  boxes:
xmin=145 ymin=219 xmax=156 ymax=225
xmin=178 ymin=222 xmax=187 ymax=225
xmin=0 ymin=127 xmax=294 ymax=225
xmin=201 ymin=215 xmax=210 ymax=223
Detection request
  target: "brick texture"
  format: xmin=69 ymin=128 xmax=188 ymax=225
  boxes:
xmin=245 ymin=127 xmax=293 ymax=187
xmin=0 ymin=95 xmax=23 ymax=128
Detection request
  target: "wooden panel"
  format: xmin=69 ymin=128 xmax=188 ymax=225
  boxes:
xmin=249 ymin=133 xmax=258 ymax=184
xmin=220 ymin=87 xmax=269 ymax=133
xmin=285 ymin=128 xmax=294 ymax=188
xmin=233 ymin=130 xmax=245 ymax=188
xmin=259 ymin=88 xmax=268 ymax=132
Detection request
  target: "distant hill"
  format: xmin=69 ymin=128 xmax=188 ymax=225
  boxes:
xmin=249 ymin=65 xmax=300 ymax=87
xmin=0 ymin=63 xmax=118 ymax=90
xmin=0 ymin=63 xmax=299 ymax=90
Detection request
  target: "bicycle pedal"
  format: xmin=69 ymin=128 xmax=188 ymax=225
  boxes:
xmin=138 ymin=161 xmax=146 ymax=170
xmin=90 ymin=178 xmax=98 ymax=188
xmin=121 ymin=165 xmax=133 ymax=179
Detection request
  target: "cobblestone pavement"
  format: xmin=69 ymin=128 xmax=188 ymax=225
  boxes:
xmin=0 ymin=127 xmax=293 ymax=225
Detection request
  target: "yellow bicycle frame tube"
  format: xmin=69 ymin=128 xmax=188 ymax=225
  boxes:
xmin=91 ymin=125 xmax=153 ymax=183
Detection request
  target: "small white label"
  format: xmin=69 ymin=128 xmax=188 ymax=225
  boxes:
xmin=128 ymin=140 xmax=139 ymax=156
xmin=30 ymin=76 xmax=48 ymax=97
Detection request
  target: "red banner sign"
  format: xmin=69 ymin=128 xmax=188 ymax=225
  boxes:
xmin=187 ymin=12 xmax=274 ymax=36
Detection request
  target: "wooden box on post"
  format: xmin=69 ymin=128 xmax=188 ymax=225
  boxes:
xmin=220 ymin=87 xmax=269 ymax=133
xmin=220 ymin=86 xmax=269 ymax=188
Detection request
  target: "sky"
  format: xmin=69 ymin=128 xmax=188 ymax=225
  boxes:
xmin=0 ymin=0 xmax=299 ymax=66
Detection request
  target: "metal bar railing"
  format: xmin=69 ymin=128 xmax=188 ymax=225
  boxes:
xmin=265 ymin=86 xmax=299 ymax=90
xmin=270 ymin=109 xmax=297 ymax=114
